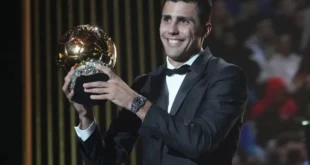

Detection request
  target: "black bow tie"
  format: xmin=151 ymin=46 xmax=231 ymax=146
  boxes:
xmin=165 ymin=64 xmax=191 ymax=76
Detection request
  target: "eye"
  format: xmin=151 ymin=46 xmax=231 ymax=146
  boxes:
xmin=179 ymin=18 xmax=189 ymax=25
xmin=162 ymin=16 xmax=171 ymax=22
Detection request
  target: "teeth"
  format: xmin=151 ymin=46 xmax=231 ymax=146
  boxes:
xmin=168 ymin=39 xmax=179 ymax=44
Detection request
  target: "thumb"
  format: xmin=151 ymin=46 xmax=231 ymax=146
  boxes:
xmin=95 ymin=64 xmax=114 ymax=78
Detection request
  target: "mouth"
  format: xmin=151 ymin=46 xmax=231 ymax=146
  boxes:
xmin=166 ymin=38 xmax=183 ymax=46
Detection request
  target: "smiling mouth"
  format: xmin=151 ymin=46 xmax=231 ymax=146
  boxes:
xmin=167 ymin=38 xmax=183 ymax=45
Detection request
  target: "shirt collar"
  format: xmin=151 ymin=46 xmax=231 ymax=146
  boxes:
xmin=166 ymin=50 xmax=202 ymax=69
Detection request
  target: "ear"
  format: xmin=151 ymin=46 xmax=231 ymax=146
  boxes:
xmin=203 ymin=22 xmax=212 ymax=38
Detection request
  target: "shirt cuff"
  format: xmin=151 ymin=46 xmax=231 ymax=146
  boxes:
xmin=74 ymin=121 xmax=96 ymax=141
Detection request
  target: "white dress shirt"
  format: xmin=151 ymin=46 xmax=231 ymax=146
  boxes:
xmin=74 ymin=53 xmax=200 ymax=141
xmin=264 ymin=53 xmax=301 ymax=92
xmin=166 ymin=54 xmax=199 ymax=113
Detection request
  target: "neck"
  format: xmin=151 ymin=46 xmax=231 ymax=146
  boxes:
xmin=168 ymin=58 xmax=187 ymax=68
xmin=168 ymin=49 xmax=201 ymax=68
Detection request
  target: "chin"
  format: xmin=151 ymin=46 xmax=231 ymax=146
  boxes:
xmin=166 ymin=54 xmax=189 ymax=62
xmin=165 ymin=52 xmax=182 ymax=59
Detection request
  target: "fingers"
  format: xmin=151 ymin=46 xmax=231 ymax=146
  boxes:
xmin=62 ymin=67 xmax=75 ymax=94
xmin=66 ymin=90 xmax=74 ymax=102
xmin=84 ymin=87 xmax=110 ymax=94
xmin=83 ymin=81 xmax=110 ymax=88
xmin=68 ymin=90 xmax=74 ymax=99
xmin=95 ymin=64 xmax=114 ymax=78
xmin=90 ymin=94 xmax=112 ymax=100
xmin=95 ymin=64 xmax=126 ymax=87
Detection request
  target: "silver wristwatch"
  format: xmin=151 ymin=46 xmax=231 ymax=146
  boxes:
xmin=131 ymin=95 xmax=147 ymax=113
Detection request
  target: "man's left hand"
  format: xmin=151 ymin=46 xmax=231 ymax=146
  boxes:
xmin=83 ymin=64 xmax=139 ymax=110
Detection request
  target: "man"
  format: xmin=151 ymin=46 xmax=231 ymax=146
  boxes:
xmin=62 ymin=0 xmax=248 ymax=164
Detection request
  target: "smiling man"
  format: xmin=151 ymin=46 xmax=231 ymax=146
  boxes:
xmin=62 ymin=0 xmax=248 ymax=165
xmin=160 ymin=1 xmax=209 ymax=65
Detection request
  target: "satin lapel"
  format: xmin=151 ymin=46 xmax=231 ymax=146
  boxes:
xmin=169 ymin=48 xmax=213 ymax=116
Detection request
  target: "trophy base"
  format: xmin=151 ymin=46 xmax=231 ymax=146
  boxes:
xmin=72 ymin=73 xmax=109 ymax=105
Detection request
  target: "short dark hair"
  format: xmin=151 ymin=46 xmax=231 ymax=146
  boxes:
xmin=164 ymin=0 xmax=213 ymax=24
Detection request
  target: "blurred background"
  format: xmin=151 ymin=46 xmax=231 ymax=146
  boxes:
xmin=5 ymin=0 xmax=310 ymax=165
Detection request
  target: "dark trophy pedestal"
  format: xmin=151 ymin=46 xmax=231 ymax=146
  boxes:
xmin=72 ymin=73 xmax=109 ymax=105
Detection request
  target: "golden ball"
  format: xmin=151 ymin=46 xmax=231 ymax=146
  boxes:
xmin=56 ymin=24 xmax=117 ymax=72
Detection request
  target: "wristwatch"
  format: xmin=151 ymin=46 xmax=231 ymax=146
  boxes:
xmin=131 ymin=95 xmax=147 ymax=113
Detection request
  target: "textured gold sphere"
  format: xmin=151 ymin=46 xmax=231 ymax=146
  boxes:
xmin=56 ymin=24 xmax=117 ymax=72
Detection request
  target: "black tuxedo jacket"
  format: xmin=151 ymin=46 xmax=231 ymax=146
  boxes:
xmin=77 ymin=48 xmax=248 ymax=165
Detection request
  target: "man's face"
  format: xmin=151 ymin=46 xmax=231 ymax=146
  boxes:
xmin=257 ymin=19 xmax=274 ymax=41
xmin=159 ymin=1 xmax=210 ymax=61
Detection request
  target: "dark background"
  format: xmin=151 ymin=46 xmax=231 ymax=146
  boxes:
xmin=1 ymin=0 xmax=22 ymax=164
xmin=3 ymin=0 xmax=310 ymax=165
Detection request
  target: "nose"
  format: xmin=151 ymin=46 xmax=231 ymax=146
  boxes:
xmin=168 ymin=22 xmax=179 ymax=35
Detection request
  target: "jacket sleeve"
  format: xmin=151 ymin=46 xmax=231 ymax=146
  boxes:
xmin=77 ymin=75 xmax=148 ymax=165
xmin=138 ymin=65 xmax=248 ymax=159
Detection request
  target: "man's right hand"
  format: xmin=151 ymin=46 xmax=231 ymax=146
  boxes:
xmin=62 ymin=67 xmax=94 ymax=130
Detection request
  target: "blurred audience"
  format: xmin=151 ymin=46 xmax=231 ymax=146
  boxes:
xmin=244 ymin=16 xmax=276 ymax=83
xmin=265 ymin=33 xmax=301 ymax=92
xmin=207 ymin=0 xmax=310 ymax=164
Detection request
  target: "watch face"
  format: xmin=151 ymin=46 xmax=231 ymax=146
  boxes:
xmin=132 ymin=95 xmax=146 ymax=112
xmin=135 ymin=96 xmax=144 ymax=106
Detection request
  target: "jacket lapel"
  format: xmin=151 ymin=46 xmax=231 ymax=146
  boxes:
xmin=169 ymin=48 xmax=213 ymax=116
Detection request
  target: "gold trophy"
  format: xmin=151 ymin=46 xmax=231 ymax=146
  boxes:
xmin=56 ymin=24 xmax=117 ymax=105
